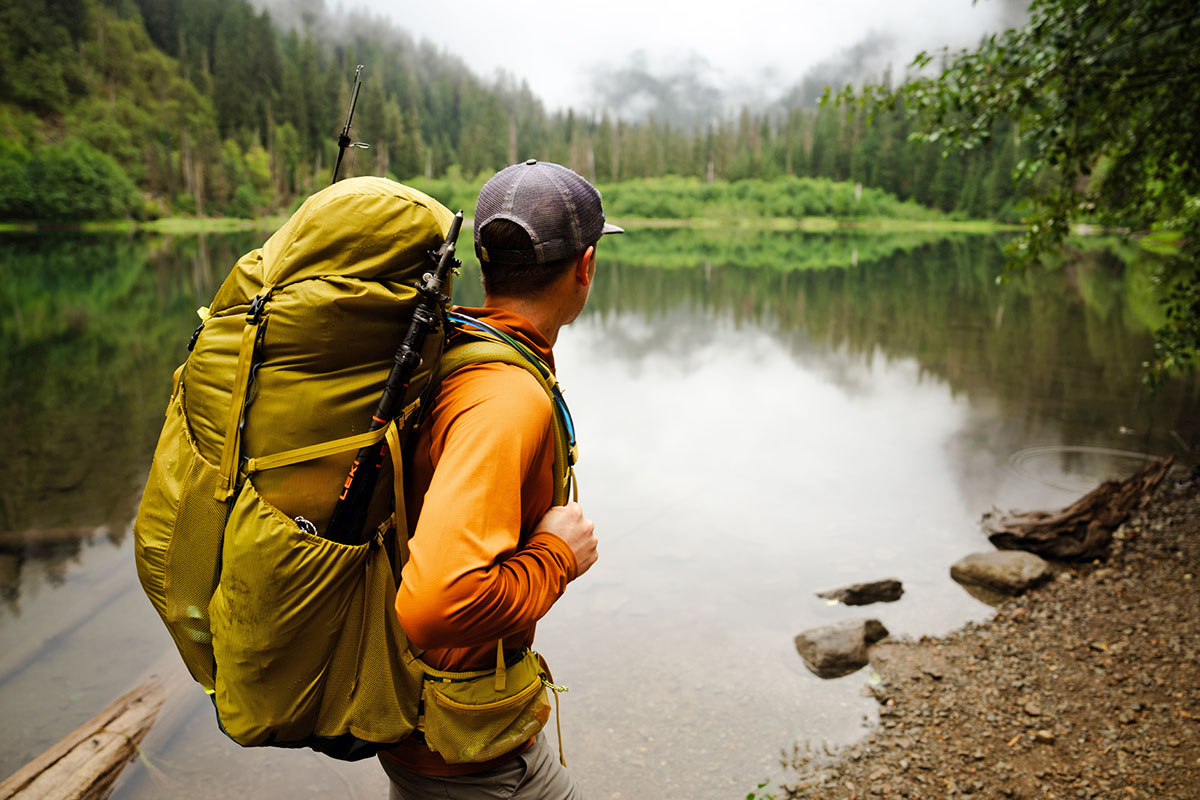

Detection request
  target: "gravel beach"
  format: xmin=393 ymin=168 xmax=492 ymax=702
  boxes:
xmin=779 ymin=473 xmax=1199 ymax=799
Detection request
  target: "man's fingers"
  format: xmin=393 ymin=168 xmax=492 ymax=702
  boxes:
xmin=537 ymin=503 xmax=598 ymax=578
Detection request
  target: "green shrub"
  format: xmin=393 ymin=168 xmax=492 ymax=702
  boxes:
xmin=9 ymin=139 xmax=140 ymax=221
xmin=360 ymin=173 xmax=940 ymax=223
xmin=402 ymin=173 xmax=484 ymax=217
xmin=0 ymin=139 xmax=34 ymax=218
xmin=595 ymin=175 xmax=936 ymax=221
xmin=173 ymin=192 xmax=197 ymax=216
xmin=227 ymin=184 xmax=259 ymax=218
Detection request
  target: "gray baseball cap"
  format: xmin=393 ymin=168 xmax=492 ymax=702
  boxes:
xmin=474 ymin=160 xmax=623 ymax=265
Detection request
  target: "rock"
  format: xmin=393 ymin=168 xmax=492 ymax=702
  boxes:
xmin=950 ymin=551 xmax=1053 ymax=595
xmin=773 ymin=484 xmax=1200 ymax=799
xmin=794 ymin=619 xmax=890 ymax=678
xmin=817 ymin=578 xmax=905 ymax=606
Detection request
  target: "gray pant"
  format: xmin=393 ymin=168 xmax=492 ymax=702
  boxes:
xmin=379 ymin=734 xmax=584 ymax=800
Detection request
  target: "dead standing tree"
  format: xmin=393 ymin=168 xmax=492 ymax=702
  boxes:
xmin=982 ymin=456 xmax=1174 ymax=560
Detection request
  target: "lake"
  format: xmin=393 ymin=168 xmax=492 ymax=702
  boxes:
xmin=1 ymin=227 xmax=1196 ymax=798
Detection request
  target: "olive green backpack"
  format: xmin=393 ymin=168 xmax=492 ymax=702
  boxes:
xmin=133 ymin=177 xmax=575 ymax=762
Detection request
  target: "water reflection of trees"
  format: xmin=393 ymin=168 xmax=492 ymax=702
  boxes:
xmin=0 ymin=232 xmax=259 ymax=605
xmin=450 ymin=228 xmax=956 ymax=307
xmin=599 ymin=227 xmax=951 ymax=272
xmin=578 ymin=234 xmax=1199 ymax=462
xmin=4 ymin=228 xmax=1194 ymax=602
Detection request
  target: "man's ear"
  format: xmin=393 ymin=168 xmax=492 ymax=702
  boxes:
xmin=576 ymin=246 xmax=596 ymax=288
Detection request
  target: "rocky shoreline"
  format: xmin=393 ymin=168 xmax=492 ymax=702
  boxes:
xmin=779 ymin=476 xmax=1200 ymax=799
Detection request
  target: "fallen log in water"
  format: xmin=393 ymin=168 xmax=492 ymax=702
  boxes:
xmin=982 ymin=455 xmax=1174 ymax=560
xmin=0 ymin=653 xmax=192 ymax=800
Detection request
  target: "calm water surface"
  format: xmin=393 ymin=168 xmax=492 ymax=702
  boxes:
xmin=1 ymin=229 xmax=1196 ymax=798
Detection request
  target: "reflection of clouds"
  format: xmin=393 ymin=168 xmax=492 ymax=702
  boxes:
xmin=548 ymin=305 xmax=993 ymax=800
xmin=584 ymin=307 xmax=723 ymax=377
xmin=582 ymin=298 xmax=911 ymax=401
xmin=574 ymin=248 xmax=1199 ymax=535
xmin=556 ymin=311 xmax=979 ymax=623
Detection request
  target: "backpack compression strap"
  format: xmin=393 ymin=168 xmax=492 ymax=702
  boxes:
xmin=435 ymin=337 xmax=577 ymax=506
xmin=216 ymin=288 xmax=272 ymax=500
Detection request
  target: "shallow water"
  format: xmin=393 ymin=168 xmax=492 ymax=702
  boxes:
xmin=1 ymin=230 xmax=1195 ymax=798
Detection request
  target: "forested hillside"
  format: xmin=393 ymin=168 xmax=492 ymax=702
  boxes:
xmin=0 ymin=0 xmax=1027 ymax=222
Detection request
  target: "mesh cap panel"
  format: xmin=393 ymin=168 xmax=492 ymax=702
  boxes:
xmin=475 ymin=160 xmax=621 ymax=265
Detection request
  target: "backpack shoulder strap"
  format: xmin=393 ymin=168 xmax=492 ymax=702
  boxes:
xmin=437 ymin=337 xmax=577 ymax=506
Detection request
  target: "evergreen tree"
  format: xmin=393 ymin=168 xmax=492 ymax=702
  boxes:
xmin=0 ymin=0 xmax=88 ymax=111
xmin=931 ymin=151 xmax=963 ymax=213
xmin=3 ymin=0 xmax=1032 ymax=226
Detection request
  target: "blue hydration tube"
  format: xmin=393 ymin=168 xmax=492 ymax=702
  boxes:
xmin=446 ymin=311 xmax=577 ymax=464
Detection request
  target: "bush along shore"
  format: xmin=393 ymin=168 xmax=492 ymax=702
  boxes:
xmin=776 ymin=470 xmax=1200 ymax=799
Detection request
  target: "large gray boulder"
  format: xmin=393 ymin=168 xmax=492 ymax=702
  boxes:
xmin=794 ymin=619 xmax=889 ymax=678
xmin=816 ymin=578 xmax=904 ymax=606
xmin=950 ymin=551 xmax=1053 ymax=595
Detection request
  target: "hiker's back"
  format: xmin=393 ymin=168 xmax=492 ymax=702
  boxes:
xmin=134 ymin=176 xmax=574 ymax=765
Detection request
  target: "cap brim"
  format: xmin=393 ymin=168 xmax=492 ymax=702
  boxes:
xmin=601 ymin=222 xmax=625 ymax=235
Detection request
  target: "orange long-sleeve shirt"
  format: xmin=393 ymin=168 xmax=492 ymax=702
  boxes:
xmin=382 ymin=306 xmax=577 ymax=776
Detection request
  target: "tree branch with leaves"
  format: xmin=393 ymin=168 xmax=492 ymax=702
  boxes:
xmin=846 ymin=0 xmax=1200 ymax=386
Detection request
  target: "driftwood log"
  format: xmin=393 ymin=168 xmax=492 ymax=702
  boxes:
xmin=982 ymin=455 xmax=1173 ymax=560
xmin=0 ymin=653 xmax=193 ymax=800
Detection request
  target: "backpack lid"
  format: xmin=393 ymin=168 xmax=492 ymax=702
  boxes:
xmin=211 ymin=177 xmax=454 ymax=313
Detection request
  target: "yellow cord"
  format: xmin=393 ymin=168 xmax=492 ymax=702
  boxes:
xmin=542 ymin=677 xmax=569 ymax=766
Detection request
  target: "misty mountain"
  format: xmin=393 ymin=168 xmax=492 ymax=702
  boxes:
xmin=778 ymin=32 xmax=899 ymax=110
xmin=249 ymin=0 xmax=1030 ymax=128
xmin=577 ymin=33 xmax=908 ymax=128
xmin=584 ymin=52 xmax=726 ymax=131
xmin=581 ymin=0 xmax=1031 ymax=125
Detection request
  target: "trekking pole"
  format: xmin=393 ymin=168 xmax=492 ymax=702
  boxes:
xmin=331 ymin=64 xmax=368 ymax=184
xmin=323 ymin=211 xmax=465 ymax=545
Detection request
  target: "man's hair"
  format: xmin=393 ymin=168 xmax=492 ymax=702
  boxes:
xmin=478 ymin=219 xmax=595 ymax=297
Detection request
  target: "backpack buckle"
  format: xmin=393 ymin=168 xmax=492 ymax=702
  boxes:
xmin=187 ymin=321 xmax=205 ymax=351
xmin=247 ymin=293 xmax=268 ymax=324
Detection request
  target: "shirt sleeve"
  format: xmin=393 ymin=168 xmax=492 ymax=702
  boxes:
xmin=394 ymin=363 xmax=577 ymax=651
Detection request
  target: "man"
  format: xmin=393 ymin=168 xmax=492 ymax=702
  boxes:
xmin=378 ymin=160 xmax=621 ymax=798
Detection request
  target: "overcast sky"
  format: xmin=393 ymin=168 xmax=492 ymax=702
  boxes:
xmin=345 ymin=0 xmax=1023 ymax=112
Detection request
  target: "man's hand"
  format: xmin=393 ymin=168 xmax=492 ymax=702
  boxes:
xmin=535 ymin=502 xmax=597 ymax=578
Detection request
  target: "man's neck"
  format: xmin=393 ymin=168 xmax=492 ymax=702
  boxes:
xmin=483 ymin=294 xmax=564 ymax=347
